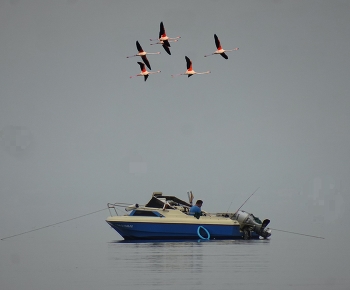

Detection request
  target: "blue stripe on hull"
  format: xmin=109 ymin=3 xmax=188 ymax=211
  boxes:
xmin=107 ymin=221 xmax=259 ymax=240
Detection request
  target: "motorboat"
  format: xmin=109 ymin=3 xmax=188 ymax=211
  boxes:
xmin=106 ymin=192 xmax=271 ymax=241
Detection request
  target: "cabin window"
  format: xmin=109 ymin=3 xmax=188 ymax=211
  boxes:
xmin=131 ymin=210 xmax=163 ymax=217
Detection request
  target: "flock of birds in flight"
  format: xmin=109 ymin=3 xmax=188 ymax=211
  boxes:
xmin=127 ymin=22 xmax=239 ymax=81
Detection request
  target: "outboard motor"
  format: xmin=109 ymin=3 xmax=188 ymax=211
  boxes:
xmin=235 ymin=210 xmax=271 ymax=239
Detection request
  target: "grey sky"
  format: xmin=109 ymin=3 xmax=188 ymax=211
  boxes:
xmin=1 ymin=0 xmax=350 ymax=242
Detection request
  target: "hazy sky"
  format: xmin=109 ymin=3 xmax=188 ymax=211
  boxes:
xmin=1 ymin=0 xmax=350 ymax=241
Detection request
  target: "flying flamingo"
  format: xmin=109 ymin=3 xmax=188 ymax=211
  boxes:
xmin=126 ymin=41 xmax=160 ymax=70
xmin=204 ymin=34 xmax=239 ymax=59
xmin=150 ymin=39 xmax=178 ymax=55
xmin=150 ymin=21 xmax=180 ymax=48
xmin=171 ymin=56 xmax=210 ymax=78
xmin=130 ymin=62 xmax=161 ymax=82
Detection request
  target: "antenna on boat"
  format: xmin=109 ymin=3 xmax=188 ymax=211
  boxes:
xmin=226 ymin=201 xmax=233 ymax=213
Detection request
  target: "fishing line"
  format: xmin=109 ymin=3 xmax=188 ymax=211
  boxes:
xmin=1 ymin=207 xmax=108 ymax=241
xmin=269 ymin=228 xmax=325 ymax=239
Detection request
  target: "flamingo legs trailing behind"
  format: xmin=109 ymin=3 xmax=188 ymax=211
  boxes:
xmin=171 ymin=56 xmax=210 ymax=78
xmin=130 ymin=62 xmax=161 ymax=82
xmin=204 ymin=34 xmax=239 ymax=59
xmin=126 ymin=41 xmax=160 ymax=70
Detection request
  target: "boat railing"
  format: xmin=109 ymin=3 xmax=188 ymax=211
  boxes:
xmin=107 ymin=202 xmax=133 ymax=216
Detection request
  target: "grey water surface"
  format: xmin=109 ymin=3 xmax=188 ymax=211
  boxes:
xmin=1 ymin=216 xmax=349 ymax=290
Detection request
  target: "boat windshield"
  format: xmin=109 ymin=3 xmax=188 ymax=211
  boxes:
xmin=145 ymin=196 xmax=191 ymax=208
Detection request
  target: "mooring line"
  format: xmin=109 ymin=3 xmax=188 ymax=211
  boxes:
xmin=1 ymin=207 xmax=108 ymax=241
xmin=269 ymin=228 xmax=325 ymax=239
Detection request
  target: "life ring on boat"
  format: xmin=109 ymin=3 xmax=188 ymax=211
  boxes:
xmin=197 ymin=226 xmax=210 ymax=240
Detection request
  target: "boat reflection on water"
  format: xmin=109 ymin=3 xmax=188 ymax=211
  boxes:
xmin=108 ymin=240 xmax=206 ymax=275
xmin=107 ymin=238 xmax=271 ymax=285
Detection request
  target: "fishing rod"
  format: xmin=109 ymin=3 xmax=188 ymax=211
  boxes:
xmin=225 ymin=187 xmax=260 ymax=214
xmin=232 ymin=187 xmax=324 ymax=240
xmin=1 ymin=207 xmax=108 ymax=241
xmin=235 ymin=187 xmax=260 ymax=214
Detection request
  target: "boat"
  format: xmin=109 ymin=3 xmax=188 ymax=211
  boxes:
xmin=106 ymin=192 xmax=271 ymax=241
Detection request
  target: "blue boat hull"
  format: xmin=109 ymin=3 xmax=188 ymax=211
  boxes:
xmin=106 ymin=221 xmax=259 ymax=240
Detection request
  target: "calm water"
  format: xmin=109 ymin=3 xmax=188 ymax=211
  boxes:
xmin=1 ymin=219 xmax=349 ymax=290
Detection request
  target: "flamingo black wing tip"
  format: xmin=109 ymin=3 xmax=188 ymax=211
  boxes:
xmin=221 ymin=52 xmax=228 ymax=59
xmin=163 ymin=40 xmax=171 ymax=47
xmin=163 ymin=45 xmax=171 ymax=55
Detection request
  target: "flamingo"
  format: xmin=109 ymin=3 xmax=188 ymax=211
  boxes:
xmin=150 ymin=21 xmax=180 ymax=48
xmin=171 ymin=56 xmax=210 ymax=78
xmin=126 ymin=41 xmax=160 ymax=70
xmin=130 ymin=62 xmax=161 ymax=82
xmin=204 ymin=34 xmax=239 ymax=59
xmin=150 ymin=39 xmax=178 ymax=55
